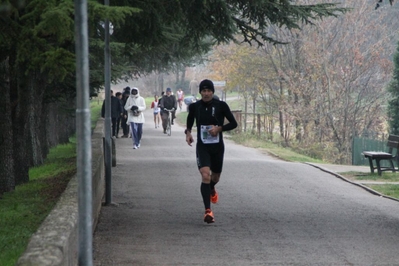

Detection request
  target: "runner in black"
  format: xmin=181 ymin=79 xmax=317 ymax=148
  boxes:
xmin=185 ymin=79 xmax=237 ymax=223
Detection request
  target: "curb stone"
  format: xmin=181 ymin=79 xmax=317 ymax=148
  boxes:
xmin=305 ymin=162 xmax=399 ymax=203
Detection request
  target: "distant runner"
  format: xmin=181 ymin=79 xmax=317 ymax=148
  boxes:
xmin=150 ymin=95 xmax=161 ymax=128
xmin=177 ymin=88 xmax=184 ymax=111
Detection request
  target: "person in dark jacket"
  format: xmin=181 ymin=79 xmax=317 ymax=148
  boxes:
xmin=121 ymin=87 xmax=131 ymax=137
xmin=101 ymin=90 xmax=124 ymax=138
xmin=184 ymin=79 xmax=237 ymax=224
xmin=160 ymin=88 xmax=177 ymax=134
xmin=115 ymin=92 xmax=124 ymax=138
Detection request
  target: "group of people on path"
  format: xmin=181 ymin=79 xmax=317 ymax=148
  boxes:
xmin=102 ymin=86 xmax=182 ymax=148
xmin=102 ymin=79 xmax=238 ymax=224
xmin=101 ymin=87 xmax=146 ymax=149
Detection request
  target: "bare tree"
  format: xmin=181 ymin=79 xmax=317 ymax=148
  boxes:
xmin=208 ymin=0 xmax=398 ymax=163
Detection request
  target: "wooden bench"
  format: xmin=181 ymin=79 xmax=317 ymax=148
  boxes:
xmin=362 ymin=134 xmax=399 ymax=175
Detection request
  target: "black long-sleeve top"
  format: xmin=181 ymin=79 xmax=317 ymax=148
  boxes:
xmin=102 ymin=95 xmax=123 ymax=118
xmin=186 ymin=99 xmax=238 ymax=145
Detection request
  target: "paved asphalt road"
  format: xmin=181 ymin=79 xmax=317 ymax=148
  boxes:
xmin=93 ymin=108 xmax=399 ymax=266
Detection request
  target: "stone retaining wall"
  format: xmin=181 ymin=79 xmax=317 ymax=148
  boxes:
xmin=16 ymin=120 xmax=105 ymax=266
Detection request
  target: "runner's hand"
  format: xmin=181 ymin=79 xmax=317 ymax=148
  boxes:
xmin=186 ymin=133 xmax=194 ymax=146
xmin=208 ymin=125 xmax=221 ymax=137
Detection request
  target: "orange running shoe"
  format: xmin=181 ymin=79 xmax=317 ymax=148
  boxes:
xmin=204 ymin=209 xmax=215 ymax=223
xmin=210 ymin=189 xmax=218 ymax=204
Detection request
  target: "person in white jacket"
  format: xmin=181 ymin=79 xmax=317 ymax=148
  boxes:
xmin=124 ymin=87 xmax=146 ymax=149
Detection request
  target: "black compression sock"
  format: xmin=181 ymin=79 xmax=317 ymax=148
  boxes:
xmin=201 ymin=182 xmax=211 ymax=209
xmin=210 ymin=180 xmax=217 ymax=191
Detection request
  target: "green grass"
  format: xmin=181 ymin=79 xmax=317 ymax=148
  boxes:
xmin=0 ymin=100 xmax=101 ymax=266
xmin=338 ymin=171 xmax=399 ymax=200
xmin=0 ymin=185 xmax=53 ymax=265
xmin=347 ymin=172 xmax=399 ymax=182
xmin=368 ymin=184 xmax=399 ymax=199
xmin=91 ymin=101 xmax=102 ymax=129
xmin=176 ymin=109 xmax=188 ymax=126
xmin=144 ymin=96 xmax=154 ymax=107
xmin=0 ymin=147 xmax=76 ymax=265
xmin=229 ymin=133 xmax=324 ymax=163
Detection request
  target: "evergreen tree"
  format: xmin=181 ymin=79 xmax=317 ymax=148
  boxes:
xmin=109 ymin=0 xmax=348 ymax=75
xmin=0 ymin=0 xmax=348 ymax=194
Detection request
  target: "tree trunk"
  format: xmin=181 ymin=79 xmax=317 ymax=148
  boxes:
xmin=279 ymin=110 xmax=284 ymax=138
xmin=12 ymin=73 xmax=30 ymax=185
xmin=0 ymin=59 xmax=15 ymax=195
xmin=27 ymin=74 xmax=45 ymax=167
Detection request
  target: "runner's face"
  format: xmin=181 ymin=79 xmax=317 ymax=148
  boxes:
xmin=201 ymin=89 xmax=213 ymax=102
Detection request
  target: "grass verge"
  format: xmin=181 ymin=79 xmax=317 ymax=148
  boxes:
xmin=0 ymin=100 xmax=101 ymax=266
xmin=368 ymin=184 xmax=399 ymax=199
xmin=229 ymin=133 xmax=324 ymax=163
xmin=338 ymin=171 xmax=399 ymax=200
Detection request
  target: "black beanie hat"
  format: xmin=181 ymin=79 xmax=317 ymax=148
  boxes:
xmin=199 ymin=79 xmax=215 ymax=93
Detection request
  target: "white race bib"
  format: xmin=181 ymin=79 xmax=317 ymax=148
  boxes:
xmin=200 ymin=125 xmax=220 ymax=144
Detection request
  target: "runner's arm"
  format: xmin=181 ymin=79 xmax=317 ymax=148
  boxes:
xmin=186 ymin=103 xmax=196 ymax=131
xmin=220 ymin=102 xmax=238 ymax=132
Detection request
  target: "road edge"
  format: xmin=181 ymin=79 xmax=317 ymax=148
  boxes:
xmin=305 ymin=162 xmax=399 ymax=203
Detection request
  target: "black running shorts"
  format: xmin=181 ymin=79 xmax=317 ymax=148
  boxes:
xmin=196 ymin=142 xmax=225 ymax=173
